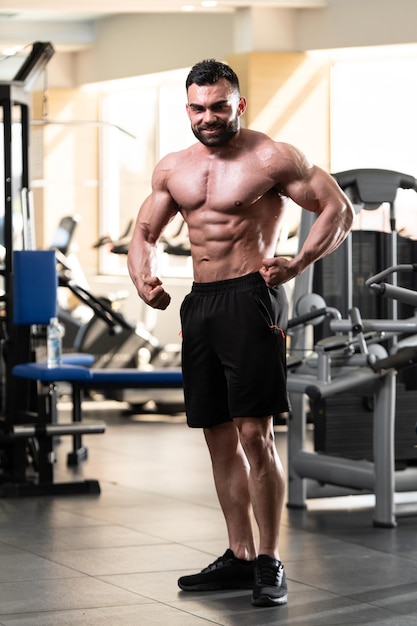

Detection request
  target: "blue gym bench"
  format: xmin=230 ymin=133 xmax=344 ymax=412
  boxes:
xmin=9 ymin=250 xmax=183 ymax=497
xmin=12 ymin=363 xmax=183 ymax=465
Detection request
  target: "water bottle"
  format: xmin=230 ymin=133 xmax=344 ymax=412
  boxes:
xmin=47 ymin=317 xmax=65 ymax=368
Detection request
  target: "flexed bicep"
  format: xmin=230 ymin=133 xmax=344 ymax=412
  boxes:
xmin=269 ymin=143 xmax=354 ymax=279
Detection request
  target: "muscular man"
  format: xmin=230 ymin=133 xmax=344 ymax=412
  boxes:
xmin=128 ymin=59 xmax=354 ymax=608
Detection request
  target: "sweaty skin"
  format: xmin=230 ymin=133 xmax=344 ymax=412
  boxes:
xmin=127 ymin=79 xmax=354 ymax=309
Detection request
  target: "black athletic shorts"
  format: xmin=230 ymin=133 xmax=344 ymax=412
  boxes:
xmin=180 ymin=272 xmax=289 ymax=428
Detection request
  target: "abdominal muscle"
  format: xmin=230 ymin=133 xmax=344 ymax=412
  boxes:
xmin=184 ymin=200 xmax=284 ymax=283
xmin=191 ymin=239 xmax=263 ymax=282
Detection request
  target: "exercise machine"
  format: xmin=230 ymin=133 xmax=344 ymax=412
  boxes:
xmin=0 ymin=44 xmax=107 ymax=495
xmin=10 ymin=250 xmax=183 ymax=481
xmin=286 ymin=168 xmax=417 ymax=526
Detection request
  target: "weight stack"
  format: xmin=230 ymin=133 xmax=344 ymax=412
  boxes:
xmin=311 ymin=381 xmax=417 ymax=468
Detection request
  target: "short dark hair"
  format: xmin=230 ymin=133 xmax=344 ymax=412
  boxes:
xmin=186 ymin=59 xmax=240 ymax=92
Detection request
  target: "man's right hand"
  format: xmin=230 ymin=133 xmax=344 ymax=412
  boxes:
xmin=260 ymin=256 xmax=301 ymax=287
xmin=140 ymin=275 xmax=171 ymax=310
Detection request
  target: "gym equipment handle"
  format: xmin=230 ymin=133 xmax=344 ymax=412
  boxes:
xmin=288 ymin=307 xmax=328 ymax=329
xmin=365 ymin=263 xmax=417 ymax=287
xmin=369 ymin=283 xmax=417 ymax=307
xmin=371 ymin=346 xmax=417 ymax=372
xmin=12 ymin=422 xmax=106 ymax=437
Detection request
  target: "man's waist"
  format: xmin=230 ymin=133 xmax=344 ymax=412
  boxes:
xmin=191 ymin=271 xmax=264 ymax=293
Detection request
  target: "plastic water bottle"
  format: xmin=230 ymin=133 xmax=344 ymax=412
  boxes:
xmin=47 ymin=317 xmax=65 ymax=368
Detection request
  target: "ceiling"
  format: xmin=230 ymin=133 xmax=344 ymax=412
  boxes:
xmin=0 ymin=0 xmax=327 ymax=13
xmin=0 ymin=0 xmax=326 ymax=19
xmin=0 ymin=0 xmax=327 ymax=53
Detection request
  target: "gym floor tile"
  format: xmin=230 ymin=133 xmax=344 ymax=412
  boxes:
xmin=0 ymin=525 xmax=162 ymax=554
xmin=0 ymin=577 xmax=145 ymax=614
xmin=0 ymin=405 xmax=416 ymax=626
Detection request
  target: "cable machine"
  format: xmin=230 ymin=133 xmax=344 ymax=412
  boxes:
xmin=0 ymin=42 xmax=54 ymax=488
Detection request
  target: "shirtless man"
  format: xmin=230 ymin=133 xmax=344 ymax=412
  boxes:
xmin=128 ymin=59 xmax=354 ymax=608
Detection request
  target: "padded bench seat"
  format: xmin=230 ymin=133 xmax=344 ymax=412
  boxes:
xmin=13 ymin=362 xmax=93 ymax=382
xmin=87 ymin=367 xmax=183 ymax=387
xmin=12 ymin=363 xmax=183 ymax=387
xmin=12 ymin=362 xmax=184 ymax=467
xmin=62 ymin=353 xmax=95 ymax=366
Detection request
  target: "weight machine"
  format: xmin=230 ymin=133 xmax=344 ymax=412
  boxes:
xmin=0 ymin=42 xmax=106 ymax=496
xmin=287 ymin=169 xmax=417 ymax=527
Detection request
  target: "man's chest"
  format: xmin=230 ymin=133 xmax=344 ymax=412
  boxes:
xmin=167 ymin=158 xmax=276 ymax=212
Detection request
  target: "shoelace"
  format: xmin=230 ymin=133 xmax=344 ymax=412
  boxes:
xmin=256 ymin=562 xmax=283 ymax=586
xmin=202 ymin=555 xmax=231 ymax=573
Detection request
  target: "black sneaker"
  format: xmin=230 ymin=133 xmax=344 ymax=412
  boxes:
xmin=178 ymin=549 xmax=255 ymax=591
xmin=252 ymin=554 xmax=288 ymax=607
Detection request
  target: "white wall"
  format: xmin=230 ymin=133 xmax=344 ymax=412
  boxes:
xmin=68 ymin=1 xmax=417 ymax=86
xmin=233 ymin=7 xmax=297 ymax=53
xmin=3 ymin=2 xmax=417 ymax=88
xmin=296 ymin=0 xmax=417 ymax=50
xmin=75 ymin=13 xmax=234 ymax=84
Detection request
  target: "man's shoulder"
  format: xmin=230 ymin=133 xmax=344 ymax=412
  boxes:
xmin=243 ymin=129 xmax=294 ymax=152
xmin=243 ymin=131 xmax=300 ymax=164
xmin=157 ymin=143 xmax=198 ymax=168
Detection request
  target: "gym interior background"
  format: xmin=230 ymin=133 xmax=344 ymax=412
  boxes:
xmin=2 ymin=0 xmax=417 ymax=346
xmin=2 ymin=2 xmax=417 ymax=625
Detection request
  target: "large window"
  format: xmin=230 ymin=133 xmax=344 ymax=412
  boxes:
xmin=99 ymin=68 xmax=193 ymax=276
xmin=330 ymin=45 xmax=417 ymax=238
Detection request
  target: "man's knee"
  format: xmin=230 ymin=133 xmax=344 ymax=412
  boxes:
xmin=237 ymin=418 xmax=274 ymax=467
xmin=204 ymin=422 xmax=240 ymax=457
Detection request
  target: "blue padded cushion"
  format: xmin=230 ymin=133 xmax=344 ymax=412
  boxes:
xmin=89 ymin=368 xmax=183 ymax=386
xmin=62 ymin=353 xmax=95 ymax=366
xmin=13 ymin=250 xmax=58 ymax=325
xmin=12 ymin=363 xmax=92 ymax=382
xmin=12 ymin=363 xmax=183 ymax=386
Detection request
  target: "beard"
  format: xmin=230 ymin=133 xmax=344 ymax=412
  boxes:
xmin=191 ymin=118 xmax=239 ymax=147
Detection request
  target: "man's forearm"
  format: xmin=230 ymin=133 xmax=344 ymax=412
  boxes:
xmin=127 ymin=230 xmax=157 ymax=295
xmin=294 ymin=201 xmax=354 ymax=272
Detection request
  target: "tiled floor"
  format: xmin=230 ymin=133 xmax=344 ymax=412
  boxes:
xmin=1 ymin=399 xmax=417 ymax=625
